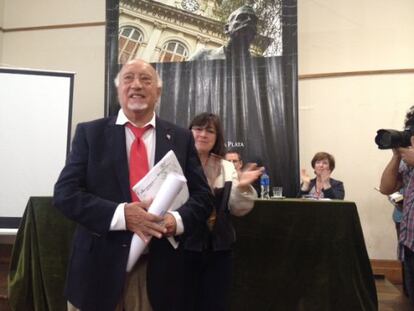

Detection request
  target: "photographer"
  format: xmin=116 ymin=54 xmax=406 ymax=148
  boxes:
xmin=379 ymin=105 xmax=414 ymax=303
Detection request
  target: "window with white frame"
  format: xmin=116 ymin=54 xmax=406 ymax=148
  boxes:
xmin=118 ymin=26 xmax=144 ymax=64
xmin=159 ymin=40 xmax=189 ymax=62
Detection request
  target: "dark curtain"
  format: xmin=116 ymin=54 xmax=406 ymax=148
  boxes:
xmin=105 ymin=0 xmax=120 ymax=117
xmin=155 ymin=56 xmax=298 ymax=196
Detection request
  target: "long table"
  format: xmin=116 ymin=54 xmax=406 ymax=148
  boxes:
xmin=231 ymin=198 xmax=377 ymax=311
xmin=8 ymin=197 xmax=377 ymax=310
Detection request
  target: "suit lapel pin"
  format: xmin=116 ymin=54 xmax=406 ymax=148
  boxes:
xmin=166 ymin=134 xmax=171 ymax=140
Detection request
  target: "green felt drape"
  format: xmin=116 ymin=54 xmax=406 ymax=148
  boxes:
xmin=231 ymin=199 xmax=378 ymax=311
xmin=8 ymin=197 xmax=75 ymax=311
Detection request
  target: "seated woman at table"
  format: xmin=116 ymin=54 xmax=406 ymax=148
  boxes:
xmin=299 ymin=151 xmax=345 ymax=199
xmin=180 ymin=112 xmax=263 ymax=311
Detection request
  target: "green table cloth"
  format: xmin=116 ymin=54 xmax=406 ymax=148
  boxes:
xmin=7 ymin=197 xmax=377 ymax=311
xmin=8 ymin=197 xmax=75 ymax=311
xmin=231 ymin=198 xmax=377 ymax=311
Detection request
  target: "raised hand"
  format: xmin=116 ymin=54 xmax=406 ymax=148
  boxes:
xmin=238 ymin=163 xmax=264 ymax=190
xmin=300 ymin=169 xmax=311 ymax=184
xmin=300 ymin=169 xmax=312 ymax=191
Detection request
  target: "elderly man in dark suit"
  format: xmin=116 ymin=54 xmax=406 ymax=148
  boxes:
xmin=53 ymin=59 xmax=213 ymax=311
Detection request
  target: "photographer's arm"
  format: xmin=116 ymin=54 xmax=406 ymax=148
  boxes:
xmin=379 ymin=149 xmax=402 ymax=195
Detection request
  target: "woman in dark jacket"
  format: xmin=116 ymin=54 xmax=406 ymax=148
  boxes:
xmin=179 ymin=113 xmax=262 ymax=311
xmin=299 ymin=151 xmax=345 ymax=199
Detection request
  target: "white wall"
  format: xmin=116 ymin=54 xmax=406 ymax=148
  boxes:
xmin=299 ymin=0 xmax=414 ymax=73
xmin=0 ymin=0 xmax=106 ymax=130
xmin=298 ymin=0 xmax=414 ymax=259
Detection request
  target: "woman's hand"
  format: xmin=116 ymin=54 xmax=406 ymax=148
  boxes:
xmin=237 ymin=163 xmax=263 ymax=192
xmin=300 ymin=169 xmax=311 ymax=184
xmin=300 ymin=169 xmax=311 ymax=191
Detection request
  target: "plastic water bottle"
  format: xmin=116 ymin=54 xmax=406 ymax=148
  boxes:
xmin=260 ymin=170 xmax=270 ymax=199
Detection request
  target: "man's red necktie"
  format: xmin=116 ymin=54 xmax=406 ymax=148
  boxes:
xmin=126 ymin=123 xmax=151 ymax=202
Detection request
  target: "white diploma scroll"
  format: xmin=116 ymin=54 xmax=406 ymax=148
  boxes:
xmin=126 ymin=172 xmax=187 ymax=272
xmin=133 ymin=150 xmax=189 ymax=213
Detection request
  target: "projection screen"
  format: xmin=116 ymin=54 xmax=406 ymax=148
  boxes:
xmin=0 ymin=68 xmax=74 ymax=229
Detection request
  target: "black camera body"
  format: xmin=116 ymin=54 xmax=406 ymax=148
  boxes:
xmin=375 ymin=129 xmax=413 ymax=149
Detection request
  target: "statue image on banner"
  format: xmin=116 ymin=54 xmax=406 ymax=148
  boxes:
xmin=118 ymin=0 xmax=281 ymax=64
xmin=189 ymin=5 xmax=258 ymax=61
xmin=117 ymin=0 xmax=299 ymax=196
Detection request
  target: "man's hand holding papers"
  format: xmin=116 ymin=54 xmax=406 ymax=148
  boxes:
xmin=124 ymin=199 xmax=166 ymax=242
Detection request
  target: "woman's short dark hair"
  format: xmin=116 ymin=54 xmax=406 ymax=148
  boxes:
xmin=189 ymin=113 xmax=226 ymax=157
xmin=311 ymin=152 xmax=335 ymax=171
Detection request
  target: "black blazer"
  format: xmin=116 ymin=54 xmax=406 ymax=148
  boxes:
xmin=299 ymin=177 xmax=345 ymax=199
xmin=53 ymin=116 xmax=213 ymax=311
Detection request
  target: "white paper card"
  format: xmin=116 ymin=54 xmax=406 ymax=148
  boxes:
xmin=133 ymin=150 xmax=189 ymax=211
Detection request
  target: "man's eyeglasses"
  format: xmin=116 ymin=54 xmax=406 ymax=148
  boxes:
xmin=121 ymin=73 xmax=154 ymax=86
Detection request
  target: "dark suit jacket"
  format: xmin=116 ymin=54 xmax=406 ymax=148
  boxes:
xmin=299 ymin=177 xmax=345 ymax=200
xmin=53 ymin=116 xmax=213 ymax=311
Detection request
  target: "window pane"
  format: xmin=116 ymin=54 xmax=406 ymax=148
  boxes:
xmin=164 ymin=52 xmax=172 ymax=62
xmin=121 ymin=28 xmax=131 ymax=37
xmin=125 ymin=41 xmax=136 ymax=52
xmin=166 ymin=43 xmax=175 ymax=52
xmin=131 ymin=30 xmax=141 ymax=41
xmin=176 ymin=45 xmax=184 ymax=54
xmin=119 ymin=37 xmax=126 ymax=48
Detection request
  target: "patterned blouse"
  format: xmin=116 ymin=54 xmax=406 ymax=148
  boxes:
xmin=398 ymin=161 xmax=414 ymax=259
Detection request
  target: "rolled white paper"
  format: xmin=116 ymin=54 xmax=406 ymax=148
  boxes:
xmin=126 ymin=172 xmax=187 ymax=272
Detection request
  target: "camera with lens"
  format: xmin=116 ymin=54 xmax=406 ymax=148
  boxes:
xmin=375 ymin=128 xmax=414 ymax=149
